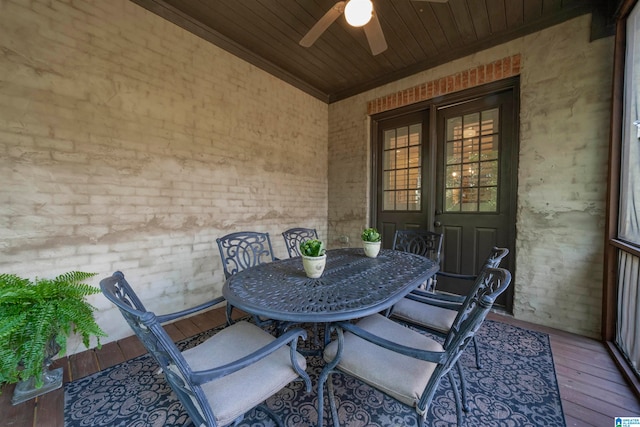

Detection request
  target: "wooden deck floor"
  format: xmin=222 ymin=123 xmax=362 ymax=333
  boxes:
xmin=2 ymin=308 xmax=639 ymax=427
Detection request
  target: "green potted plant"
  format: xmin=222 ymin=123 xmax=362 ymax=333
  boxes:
xmin=0 ymin=271 xmax=106 ymax=404
xmin=361 ymin=227 xmax=382 ymax=258
xmin=299 ymin=239 xmax=327 ymax=278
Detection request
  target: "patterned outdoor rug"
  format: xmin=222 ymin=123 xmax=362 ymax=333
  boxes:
xmin=64 ymin=319 xmax=566 ymax=426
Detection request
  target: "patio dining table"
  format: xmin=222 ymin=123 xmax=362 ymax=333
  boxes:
xmin=222 ymin=247 xmax=439 ymax=325
xmin=222 ymin=247 xmax=439 ymax=425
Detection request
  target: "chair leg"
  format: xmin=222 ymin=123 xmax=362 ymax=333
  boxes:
xmin=455 ymin=361 xmax=470 ymax=412
xmin=318 ymin=369 xmax=333 ymax=427
xmin=448 ymin=370 xmax=464 ymax=426
xmin=225 ymin=304 xmax=234 ymax=325
xmin=428 ymin=276 xmax=437 ymax=292
xmin=327 ymin=374 xmax=340 ymax=427
xmin=472 ymin=336 xmax=482 ymax=369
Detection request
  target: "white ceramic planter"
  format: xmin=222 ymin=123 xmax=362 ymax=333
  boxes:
xmin=302 ymin=254 xmax=327 ymax=278
xmin=363 ymin=241 xmax=381 ymax=258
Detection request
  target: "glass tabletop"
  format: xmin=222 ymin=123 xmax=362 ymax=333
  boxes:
xmin=223 ymin=247 xmax=439 ymax=323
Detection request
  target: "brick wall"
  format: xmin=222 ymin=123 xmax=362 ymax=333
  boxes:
xmin=0 ymin=0 xmax=328 ymax=352
xmin=328 ymin=15 xmax=613 ymax=338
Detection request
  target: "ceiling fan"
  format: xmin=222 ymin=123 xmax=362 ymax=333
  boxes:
xmin=299 ymin=0 xmax=449 ymax=56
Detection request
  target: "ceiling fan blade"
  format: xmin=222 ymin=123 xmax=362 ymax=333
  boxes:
xmin=300 ymin=1 xmax=346 ymax=47
xmin=363 ymin=11 xmax=387 ymax=55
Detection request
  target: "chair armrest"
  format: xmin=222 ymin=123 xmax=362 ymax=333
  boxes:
xmin=409 ymin=287 xmax=465 ymax=304
xmin=336 ymin=321 xmax=446 ymax=364
xmin=156 ymin=296 xmax=226 ymax=324
xmin=436 ymin=271 xmax=477 ymax=281
xmin=190 ymin=327 xmax=309 ymax=386
xmin=404 ymin=292 xmax=463 ymax=311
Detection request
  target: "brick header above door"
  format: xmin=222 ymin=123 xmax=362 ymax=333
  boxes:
xmin=367 ymin=54 xmax=521 ymax=115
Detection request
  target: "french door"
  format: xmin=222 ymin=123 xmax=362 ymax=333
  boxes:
xmin=372 ymin=79 xmax=519 ymax=312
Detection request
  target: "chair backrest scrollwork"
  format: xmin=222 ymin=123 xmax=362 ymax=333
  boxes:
xmin=282 ymin=227 xmax=319 ymax=258
xmin=392 ymin=229 xmax=443 ymax=264
xmin=216 ymin=231 xmax=276 ymax=279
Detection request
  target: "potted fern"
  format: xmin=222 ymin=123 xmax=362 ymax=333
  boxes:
xmin=0 ymin=271 xmax=106 ymax=404
xmin=361 ymin=227 xmax=382 ymax=258
xmin=299 ymin=239 xmax=327 ymax=278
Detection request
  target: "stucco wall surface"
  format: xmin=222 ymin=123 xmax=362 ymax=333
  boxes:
xmin=328 ymin=15 xmax=613 ymax=338
xmin=0 ymin=0 xmax=328 ymax=352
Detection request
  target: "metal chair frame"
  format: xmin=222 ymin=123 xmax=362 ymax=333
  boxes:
xmin=389 ymin=246 xmax=509 ymax=412
xmin=282 ymin=227 xmax=318 ymax=258
xmin=319 ymin=267 xmax=511 ymax=427
xmin=392 ymin=229 xmax=443 ymax=291
xmin=216 ymin=231 xmax=276 ymax=325
xmin=100 ymin=271 xmax=311 ymax=427
xmin=216 ymin=231 xmax=276 ymax=279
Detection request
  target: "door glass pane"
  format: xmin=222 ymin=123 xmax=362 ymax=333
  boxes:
xmin=396 ymin=169 xmax=408 ymax=189
xmin=463 ymin=113 xmax=479 ymax=139
xmin=481 ymin=108 xmax=499 ymax=135
xmin=409 ymin=124 xmax=421 ymax=145
xmin=397 ymin=127 xmax=409 ymax=148
xmin=384 ymin=129 xmax=395 ymax=150
xmin=409 ymin=146 xmax=420 ymax=167
xmin=462 ymin=164 xmax=478 ymax=188
xmin=408 ymin=168 xmax=420 ymax=189
xmin=383 ymin=191 xmax=395 ymax=210
xmin=446 ymin=189 xmax=461 ymax=211
xmin=383 ymin=170 xmax=393 ymax=189
xmin=446 ymin=140 xmax=462 ymax=164
xmin=446 ymin=165 xmax=461 ymax=187
xmin=408 ymin=191 xmax=420 ymax=211
xmin=382 ymin=122 xmax=422 ymax=211
xmin=480 ymin=160 xmax=498 ymax=186
xmin=444 ymin=109 xmax=500 ymax=213
xmin=462 ymin=138 xmax=480 ymax=162
xmin=479 ymin=187 xmax=497 ymax=212
xmin=397 ymin=147 xmax=409 ymax=169
xmin=396 ymin=191 xmax=408 ymax=210
xmin=461 ymin=188 xmax=478 ymax=211
xmin=481 ymin=136 xmax=499 ymax=160
xmin=447 ymin=117 xmax=462 ymax=140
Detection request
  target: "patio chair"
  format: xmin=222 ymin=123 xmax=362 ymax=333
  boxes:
xmin=392 ymin=229 xmax=443 ymax=291
xmin=388 ymin=246 xmax=509 ymax=411
xmin=390 ymin=247 xmax=509 ymax=366
xmin=282 ymin=227 xmax=318 ymax=258
xmin=319 ymin=267 xmax=511 ymax=427
xmin=216 ymin=231 xmax=276 ymax=325
xmin=100 ymin=271 xmax=311 ymax=427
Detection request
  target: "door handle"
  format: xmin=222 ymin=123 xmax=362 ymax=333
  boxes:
xmin=434 ymin=221 xmax=442 ymax=227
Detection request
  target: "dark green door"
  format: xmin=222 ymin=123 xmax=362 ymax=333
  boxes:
xmin=434 ymin=87 xmax=517 ymax=311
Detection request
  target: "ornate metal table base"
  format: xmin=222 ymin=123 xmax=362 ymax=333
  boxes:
xmin=11 ymin=366 xmax=63 ymax=405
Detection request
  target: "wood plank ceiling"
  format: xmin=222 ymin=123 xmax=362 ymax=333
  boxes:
xmin=131 ymin=0 xmax=616 ymax=103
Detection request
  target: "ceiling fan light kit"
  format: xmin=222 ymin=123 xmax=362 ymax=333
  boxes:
xmin=300 ymin=0 xmax=447 ymax=56
xmin=344 ymin=0 xmax=373 ymax=27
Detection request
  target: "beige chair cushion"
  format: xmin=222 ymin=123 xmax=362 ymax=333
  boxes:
xmin=181 ymin=320 xmax=307 ymax=426
xmin=391 ymin=297 xmax=457 ymax=334
xmin=323 ymin=314 xmax=443 ymax=407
